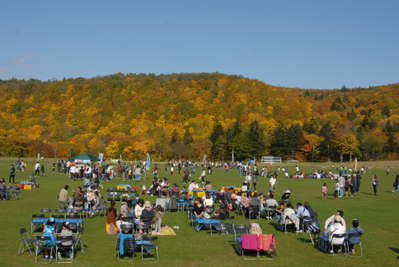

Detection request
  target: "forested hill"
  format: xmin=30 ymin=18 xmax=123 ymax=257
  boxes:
xmin=0 ymin=73 xmax=398 ymax=161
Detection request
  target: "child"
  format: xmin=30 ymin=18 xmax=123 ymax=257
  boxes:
xmin=372 ymin=175 xmax=379 ymax=196
xmin=346 ymin=219 xmax=364 ymax=253
xmin=334 ymin=181 xmax=340 ymax=199
xmin=153 ymin=205 xmax=164 ymax=234
xmin=322 ymin=183 xmax=328 ymax=200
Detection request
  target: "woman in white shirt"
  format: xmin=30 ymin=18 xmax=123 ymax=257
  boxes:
xmin=327 ymin=215 xmax=346 ymax=246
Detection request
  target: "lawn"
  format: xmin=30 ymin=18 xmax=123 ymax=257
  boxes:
xmin=0 ymin=158 xmax=398 ymax=267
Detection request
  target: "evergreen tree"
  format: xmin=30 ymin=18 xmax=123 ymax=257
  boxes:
xmin=319 ymin=122 xmax=335 ymax=160
xmin=286 ymin=124 xmax=305 ymax=158
xmin=247 ymin=120 xmax=266 ymax=158
xmin=209 ymin=121 xmax=226 ymax=160
xmin=270 ymin=124 xmax=290 ymax=159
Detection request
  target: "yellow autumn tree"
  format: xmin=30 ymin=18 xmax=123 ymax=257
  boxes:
xmin=106 ymin=140 xmax=120 ymax=159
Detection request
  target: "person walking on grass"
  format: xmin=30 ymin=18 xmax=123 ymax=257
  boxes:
xmin=34 ymin=161 xmax=41 ymax=176
xmin=393 ymin=175 xmax=399 ymax=193
xmin=9 ymin=164 xmax=16 ymax=183
xmin=322 ymin=183 xmax=328 ymax=200
xmin=372 ymin=175 xmax=379 ymax=196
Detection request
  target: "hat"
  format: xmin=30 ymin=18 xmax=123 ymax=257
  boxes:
xmin=48 ymin=217 xmax=55 ymax=224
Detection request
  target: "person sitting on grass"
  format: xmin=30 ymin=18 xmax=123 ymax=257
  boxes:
xmin=346 ymin=219 xmax=364 ymax=253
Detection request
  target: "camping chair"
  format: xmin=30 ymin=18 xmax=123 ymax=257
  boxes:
xmin=248 ymin=205 xmax=261 ymax=219
xmin=55 ymin=209 xmax=67 ymax=218
xmin=73 ymin=233 xmax=85 ymax=254
xmin=303 ymin=219 xmax=320 ymax=245
xmin=56 ymin=237 xmax=74 ymax=263
xmin=219 ymin=223 xmax=235 ymax=235
xmin=121 ymin=223 xmax=134 ymax=234
xmin=233 ymin=224 xmax=249 ymax=239
xmin=9 ymin=186 xmax=21 ymax=200
xmin=116 ymin=233 xmax=136 ymax=262
xmin=194 ymin=218 xmax=221 ymax=235
xmin=346 ymin=232 xmax=363 ymax=257
xmin=330 ymin=234 xmax=348 ymax=255
xmin=40 ymin=208 xmax=53 ymax=217
xmin=31 ymin=217 xmax=47 ymax=234
xmin=265 ymin=205 xmax=277 ymax=220
xmin=137 ymin=236 xmax=159 ymax=263
xmin=17 ymin=228 xmax=36 ymax=256
xmin=237 ymin=234 xmax=260 ymax=260
xmin=237 ymin=234 xmax=277 ymax=260
xmin=283 ymin=216 xmax=297 ymax=233
xmin=35 ymin=236 xmax=56 ymax=263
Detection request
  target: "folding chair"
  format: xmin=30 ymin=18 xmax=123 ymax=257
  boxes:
xmin=248 ymin=206 xmax=260 ymax=219
xmin=265 ymin=205 xmax=277 ymax=220
xmin=233 ymin=224 xmax=249 ymax=240
xmin=35 ymin=236 xmax=56 ymax=263
xmin=303 ymin=219 xmax=320 ymax=245
xmin=40 ymin=208 xmax=53 ymax=216
xmin=259 ymin=234 xmax=277 ymax=259
xmin=31 ymin=218 xmax=47 ymax=235
xmin=330 ymin=234 xmax=348 ymax=255
xmin=238 ymin=234 xmax=260 ymax=260
xmin=346 ymin=232 xmax=363 ymax=257
xmin=219 ymin=223 xmax=235 ymax=235
xmin=283 ymin=217 xmax=297 ymax=233
xmin=17 ymin=228 xmax=36 ymax=256
xmin=56 ymin=237 xmax=74 ymax=263
xmin=116 ymin=234 xmax=136 ymax=262
xmin=138 ymin=236 xmax=159 ymax=263
xmin=73 ymin=234 xmax=85 ymax=254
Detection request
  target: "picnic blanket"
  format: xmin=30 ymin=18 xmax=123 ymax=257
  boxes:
xmin=151 ymin=226 xmax=176 ymax=236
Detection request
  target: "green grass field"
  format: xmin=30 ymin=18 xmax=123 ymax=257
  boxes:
xmin=0 ymin=158 xmax=398 ymax=267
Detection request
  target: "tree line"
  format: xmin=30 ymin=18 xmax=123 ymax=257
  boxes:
xmin=0 ymin=72 xmax=398 ymax=161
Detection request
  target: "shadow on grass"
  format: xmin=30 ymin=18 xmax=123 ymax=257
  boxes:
xmin=389 ymin=247 xmax=399 ymax=259
xmin=297 ymin=237 xmax=312 ymax=244
xmin=228 ymin=241 xmax=274 ymax=259
xmin=360 ymin=192 xmax=376 ymax=196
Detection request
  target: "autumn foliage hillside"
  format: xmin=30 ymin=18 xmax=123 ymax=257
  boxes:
xmin=0 ymin=73 xmax=398 ymax=161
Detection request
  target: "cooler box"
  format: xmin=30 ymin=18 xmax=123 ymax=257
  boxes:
xmin=16 ymin=184 xmax=24 ymax=189
xmin=23 ymin=184 xmax=33 ymax=190
xmin=117 ymin=184 xmax=130 ymax=191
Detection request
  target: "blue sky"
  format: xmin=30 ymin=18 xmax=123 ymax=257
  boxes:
xmin=1 ymin=0 xmax=398 ymax=89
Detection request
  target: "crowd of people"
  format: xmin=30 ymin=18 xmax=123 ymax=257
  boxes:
xmin=9 ymin=157 xmax=399 ymax=262
xmin=57 ymin=184 xmax=104 ymax=216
